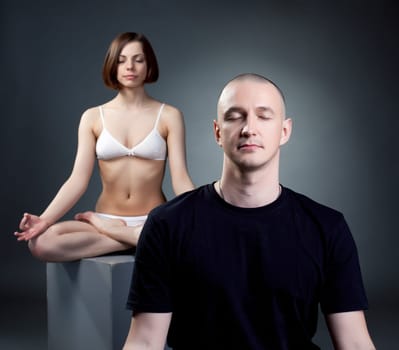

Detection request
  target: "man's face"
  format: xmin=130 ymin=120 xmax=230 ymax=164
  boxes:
xmin=214 ymin=79 xmax=292 ymax=172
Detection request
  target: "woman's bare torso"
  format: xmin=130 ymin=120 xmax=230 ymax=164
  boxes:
xmin=95 ymin=157 xmax=166 ymax=215
xmin=93 ymin=101 xmax=167 ymax=216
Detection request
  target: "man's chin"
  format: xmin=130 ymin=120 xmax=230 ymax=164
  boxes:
xmin=235 ymin=160 xmax=265 ymax=172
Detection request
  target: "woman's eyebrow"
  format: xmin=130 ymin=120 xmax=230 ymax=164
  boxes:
xmin=118 ymin=53 xmax=144 ymax=58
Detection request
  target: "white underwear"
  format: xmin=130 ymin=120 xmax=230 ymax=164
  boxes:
xmin=95 ymin=213 xmax=148 ymax=227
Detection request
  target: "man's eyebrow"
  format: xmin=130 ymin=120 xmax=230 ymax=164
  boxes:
xmin=224 ymin=106 xmax=246 ymax=116
xmin=256 ymin=106 xmax=275 ymax=114
xmin=224 ymin=106 xmax=275 ymax=117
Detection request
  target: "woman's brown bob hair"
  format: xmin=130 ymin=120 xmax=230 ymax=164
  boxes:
xmin=102 ymin=32 xmax=159 ymax=89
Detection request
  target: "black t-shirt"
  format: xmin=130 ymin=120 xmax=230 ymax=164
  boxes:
xmin=127 ymin=184 xmax=368 ymax=349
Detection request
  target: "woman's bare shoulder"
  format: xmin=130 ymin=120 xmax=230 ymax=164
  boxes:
xmin=80 ymin=105 xmax=102 ymax=122
xmin=161 ymin=102 xmax=183 ymax=119
xmin=157 ymin=103 xmax=185 ymax=136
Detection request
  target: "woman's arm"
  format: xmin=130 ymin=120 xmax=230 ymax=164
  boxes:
xmin=325 ymin=311 xmax=376 ymax=350
xmin=16 ymin=109 xmax=97 ymax=240
xmin=164 ymin=105 xmax=195 ymax=195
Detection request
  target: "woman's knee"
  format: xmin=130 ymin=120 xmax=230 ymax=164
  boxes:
xmin=28 ymin=226 xmax=62 ymax=261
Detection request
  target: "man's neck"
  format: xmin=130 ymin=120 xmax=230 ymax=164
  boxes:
xmin=217 ymin=168 xmax=281 ymax=208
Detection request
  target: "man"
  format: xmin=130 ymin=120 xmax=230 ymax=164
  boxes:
xmin=123 ymin=73 xmax=375 ymax=349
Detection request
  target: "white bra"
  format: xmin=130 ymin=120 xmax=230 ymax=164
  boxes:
xmin=96 ymin=104 xmax=167 ymax=160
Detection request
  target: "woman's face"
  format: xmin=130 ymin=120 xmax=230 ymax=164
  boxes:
xmin=117 ymin=41 xmax=148 ymax=88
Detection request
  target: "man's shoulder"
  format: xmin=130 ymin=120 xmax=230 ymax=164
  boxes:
xmin=284 ymin=186 xmax=345 ymax=223
xmin=151 ymin=184 xmax=210 ymax=216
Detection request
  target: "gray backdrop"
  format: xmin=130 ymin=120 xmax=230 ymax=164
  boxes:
xmin=1 ymin=0 xmax=398 ymax=348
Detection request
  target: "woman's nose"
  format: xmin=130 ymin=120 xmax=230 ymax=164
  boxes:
xmin=126 ymin=59 xmax=135 ymax=70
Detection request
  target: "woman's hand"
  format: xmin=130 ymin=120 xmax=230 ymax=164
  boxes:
xmin=14 ymin=213 xmax=50 ymax=241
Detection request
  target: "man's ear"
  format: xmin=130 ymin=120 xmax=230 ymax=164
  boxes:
xmin=280 ymin=117 xmax=292 ymax=146
xmin=213 ymin=120 xmax=222 ymax=147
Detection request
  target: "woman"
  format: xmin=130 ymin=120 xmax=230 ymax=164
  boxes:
xmin=15 ymin=32 xmax=194 ymax=261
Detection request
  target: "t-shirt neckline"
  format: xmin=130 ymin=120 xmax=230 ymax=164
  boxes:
xmin=208 ymin=181 xmax=287 ymax=215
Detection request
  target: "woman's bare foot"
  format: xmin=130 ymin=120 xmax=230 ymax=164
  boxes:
xmin=75 ymin=211 xmax=127 ymax=234
xmin=131 ymin=224 xmax=144 ymax=244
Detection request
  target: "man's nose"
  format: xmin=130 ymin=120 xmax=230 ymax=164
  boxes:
xmin=241 ymin=115 xmax=257 ymax=136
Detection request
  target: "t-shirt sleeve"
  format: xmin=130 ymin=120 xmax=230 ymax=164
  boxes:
xmin=126 ymin=213 xmax=172 ymax=314
xmin=320 ymin=215 xmax=369 ymax=314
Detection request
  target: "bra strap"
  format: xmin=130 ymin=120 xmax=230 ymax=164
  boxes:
xmin=99 ymin=106 xmax=105 ymax=127
xmin=154 ymin=103 xmax=165 ymax=129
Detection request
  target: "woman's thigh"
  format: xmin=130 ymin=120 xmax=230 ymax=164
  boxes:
xmin=47 ymin=220 xmax=99 ymax=235
xmin=31 ymin=220 xmax=130 ymax=261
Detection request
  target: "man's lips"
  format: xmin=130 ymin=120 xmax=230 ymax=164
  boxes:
xmin=238 ymin=143 xmax=262 ymax=150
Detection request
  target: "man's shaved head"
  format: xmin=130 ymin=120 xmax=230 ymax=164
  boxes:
xmin=217 ymin=73 xmax=286 ymax=119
